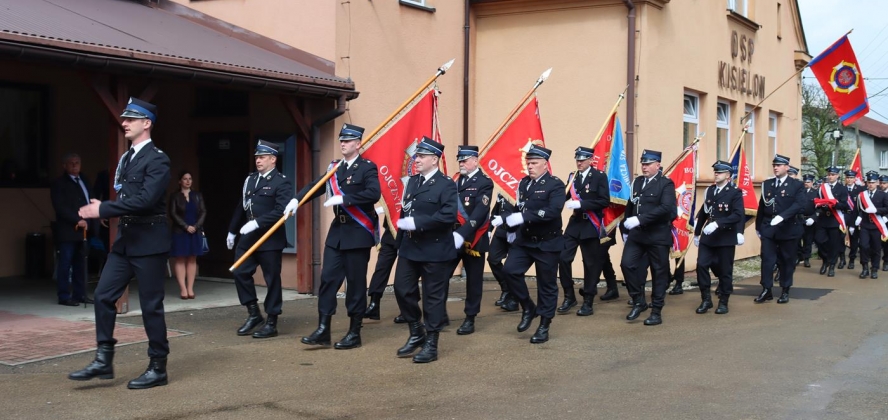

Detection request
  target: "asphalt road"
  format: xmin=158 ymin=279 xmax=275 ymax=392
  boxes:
xmin=2 ymin=266 xmax=887 ymax=420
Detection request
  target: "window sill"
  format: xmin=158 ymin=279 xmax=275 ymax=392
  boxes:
xmin=726 ymin=9 xmax=760 ymax=32
xmin=400 ymin=1 xmax=436 ymax=13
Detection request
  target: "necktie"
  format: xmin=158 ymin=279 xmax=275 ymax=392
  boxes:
xmin=416 ymin=176 xmax=425 ymax=190
xmin=642 ymin=178 xmax=648 ymax=190
xmin=715 ymin=187 xmax=721 ymax=196
xmin=775 ymin=179 xmax=782 ymax=189
xmin=121 ymin=148 xmax=134 ymax=171
xmin=870 ymin=191 xmax=874 ymax=199
xmin=344 ymin=161 xmax=350 ymax=171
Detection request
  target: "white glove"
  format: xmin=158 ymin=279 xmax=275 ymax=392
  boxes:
xmin=284 ymin=199 xmax=299 ymax=216
xmin=849 ymin=227 xmax=855 ymax=235
xmin=770 ymin=215 xmax=784 ymax=226
xmin=624 ymin=216 xmax=640 ymax=230
xmin=756 ymin=231 xmax=761 ymax=238
xmin=506 ymin=212 xmax=525 ymax=227
xmin=694 ymin=237 xmax=700 ymax=247
xmin=323 ymin=195 xmax=344 ymax=207
xmin=737 ymin=233 xmax=745 ymax=245
xmin=375 ymin=206 xmax=385 ymax=215
xmin=855 ymin=216 xmax=862 ymax=226
xmin=805 ymin=218 xmax=814 ymax=226
xmin=882 ymin=216 xmax=888 ymax=223
xmin=565 ymin=200 xmax=581 ymax=210
xmin=453 ymin=232 xmax=464 ymax=249
xmin=491 ymin=215 xmax=503 ymax=227
xmin=397 ymin=217 xmax=416 ymax=231
xmin=865 ymin=206 xmax=877 ymax=214
xmin=622 ymin=233 xmax=629 ymax=243
xmin=703 ymin=222 xmax=718 ymax=235
xmin=239 ymin=220 xmax=259 ymax=235
xmin=507 ymin=232 xmax=516 ymax=243
xmin=226 ymin=233 xmax=236 ymax=250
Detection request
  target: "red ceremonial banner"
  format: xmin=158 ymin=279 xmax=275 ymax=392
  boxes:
xmin=809 ymin=35 xmax=869 ymax=126
xmin=850 ymin=148 xmax=863 ymax=185
xmin=479 ymin=97 xmax=548 ymax=202
xmin=591 ymin=112 xmax=615 ymax=171
xmin=361 ymin=90 xmax=438 ymax=233
xmin=732 ymin=141 xmax=758 ymax=227
xmin=665 ymin=146 xmax=697 ymax=258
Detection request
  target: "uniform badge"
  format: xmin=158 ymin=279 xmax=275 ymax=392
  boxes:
xmin=537 ymin=210 xmax=545 ymax=217
xmin=346 ymin=175 xmax=352 ymax=185
xmin=470 ymin=220 xmax=477 ymax=228
xmin=482 ymin=195 xmax=490 ymax=206
xmin=464 ymin=196 xmax=470 ymax=205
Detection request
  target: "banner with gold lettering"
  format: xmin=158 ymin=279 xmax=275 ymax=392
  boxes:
xmin=665 ymin=144 xmax=697 ymax=259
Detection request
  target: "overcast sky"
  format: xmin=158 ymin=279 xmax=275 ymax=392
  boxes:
xmin=798 ymin=0 xmax=888 ymax=123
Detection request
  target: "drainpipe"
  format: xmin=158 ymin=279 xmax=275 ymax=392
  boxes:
xmin=623 ymin=0 xmax=636 ymax=168
xmin=309 ymin=94 xmax=347 ymax=294
xmin=463 ymin=0 xmax=471 ymax=145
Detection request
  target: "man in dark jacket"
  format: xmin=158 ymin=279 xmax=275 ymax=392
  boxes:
xmin=814 ymin=166 xmax=850 ymax=277
xmin=854 ymin=172 xmax=888 ymax=279
xmin=69 ymin=98 xmax=172 ymax=389
xmin=50 ymin=153 xmax=94 ymax=306
xmin=799 ymin=174 xmax=818 ymax=267
xmin=227 ymin=140 xmax=293 ymax=339
xmin=840 ymin=170 xmax=865 ymax=269
xmin=488 ymin=194 xmax=519 ymax=311
xmin=693 ymin=160 xmax=744 ymax=314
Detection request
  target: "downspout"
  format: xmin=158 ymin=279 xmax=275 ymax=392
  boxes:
xmin=623 ymin=0 xmax=636 ymax=168
xmin=309 ymin=94 xmax=347 ymax=294
xmin=463 ymin=0 xmax=471 ymax=145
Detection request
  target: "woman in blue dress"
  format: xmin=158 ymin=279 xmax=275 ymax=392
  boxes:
xmin=168 ymin=171 xmax=206 ymax=299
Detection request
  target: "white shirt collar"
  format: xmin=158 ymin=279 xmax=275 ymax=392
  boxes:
xmin=422 ymin=168 xmax=439 ymax=182
xmin=466 ymin=168 xmax=479 ymax=179
xmin=259 ymin=168 xmax=275 ymax=178
xmin=580 ymin=167 xmax=591 ymax=179
xmin=343 ymin=155 xmax=359 ymax=168
xmin=130 ymin=139 xmax=152 ymax=160
xmin=776 ymin=175 xmax=787 ymax=184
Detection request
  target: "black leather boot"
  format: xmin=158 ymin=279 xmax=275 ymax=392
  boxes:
xmin=556 ymin=293 xmax=577 ymax=314
xmin=820 ymin=260 xmax=828 ymax=275
xmin=828 ymin=264 xmax=836 ymax=277
xmin=600 ymin=287 xmax=619 ymax=301
xmin=364 ymin=294 xmax=381 ymax=320
xmin=849 ymin=259 xmax=855 ymax=270
xmin=873 ymin=270 xmax=880 ymax=279
xmin=517 ymin=301 xmax=538 ymax=332
xmin=252 ymin=314 xmax=278 ymax=338
xmin=837 ymin=255 xmax=846 ymax=269
xmin=754 ymin=288 xmax=773 ymax=303
xmin=777 ymin=287 xmax=790 ymax=304
xmin=696 ymin=290 xmax=713 ymax=314
xmin=860 ymin=264 xmax=870 ymax=279
xmin=397 ymin=322 xmax=426 ymax=358
xmin=393 ymin=314 xmax=407 ymax=324
xmin=715 ymin=295 xmax=730 ymax=314
xmin=882 ymin=264 xmax=888 ymax=272
xmin=576 ymin=296 xmax=594 ymax=316
xmin=237 ymin=302 xmax=264 ymax=336
xmin=334 ymin=316 xmax=362 ymax=349
xmin=643 ymin=308 xmax=662 ymax=326
xmin=68 ymin=343 xmax=114 ymax=381
xmin=668 ymin=280 xmax=684 ymax=295
xmin=413 ymin=331 xmax=439 ymax=363
xmin=127 ymin=357 xmax=168 ymax=389
xmin=500 ymin=295 xmax=519 ymax=312
xmin=626 ymin=298 xmax=649 ymax=320
xmin=495 ymin=291 xmax=509 ymax=307
xmin=627 ymin=297 xmax=635 ymax=306
xmin=457 ymin=315 xmax=475 ymax=335
xmin=530 ymin=317 xmax=551 ymax=343
xmin=804 ymin=258 xmax=811 ymax=267
xmin=301 ymin=314 xmax=332 ymax=346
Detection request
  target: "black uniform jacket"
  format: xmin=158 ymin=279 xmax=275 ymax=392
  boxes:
xmin=229 ymin=168 xmax=293 ymax=252
xmin=802 ymin=187 xmax=819 ymax=219
xmin=756 ymin=176 xmax=808 ymax=240
xmin=621 ymin=173 xmax=677 ymax=247
xmin=856 ymin=189 xmax=888 ymax=230
xmin=564 ymin=167 xmax=610 ymax=240
xmin=396 ymin=169 xmax=459 ymax=263
xmin=489 ymin=193 xmax=517 ymax=239
xmin=51 ymin=174 xmax=93 ymax=243
xmin=694 ymin=183 xmax=744 ymax=247
xmin=502 ymin=172 xmax=566 ymax=252
xmin=813 ymin=182 xmax=850 ymax=229
xmin=99 ymin=143 xmax=171 ymax=256
xmin=453 ymin=170 xmax=493 ymax=253
xmin=297 ymin=156 xmax=381 ymax=250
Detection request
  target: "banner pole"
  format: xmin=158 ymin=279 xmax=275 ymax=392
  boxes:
xmin=230 ymin=59 xmax=455 ymax=271
xmin=478 ymin=68 xmax=552 ymax=153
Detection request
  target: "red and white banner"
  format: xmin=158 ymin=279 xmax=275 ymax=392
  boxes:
xmin=362 ymin=89 xmax=440 ymax=234
xmin=478 ymin=96 xmax=548 ymax=202
xmin=730 ymin=140 xmax=758 ymax=227
xmin=850 ymin=148 xmax=863 ymax=186
xmin=859 ymin=190 xmax=888 ymax=240
xmin=665 ymin=145 xmax=697 ymax=258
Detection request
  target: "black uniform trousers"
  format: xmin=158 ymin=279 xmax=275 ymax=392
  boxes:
xmin=318 ymin=246 xmax=371 ymax=317
xmin=367 ymin=240 xmax=398 ymax=297
xmin=761 ymin=236 xmax=798 ymax=289
xmin=842 ymin=229 xmax=860 ymax=261
xmin=696 ymin=244 xmax=735 ymax=296
xmin=559 ymin=236 xmax=603 ymax=297
xmin=504 ymin=244 xmax=560 ymax=319
xmin=883 ymin=238 xmax=888 ymax=266
xmin=394 ymin=257 xmax=451 ymax=332
xmin=232 ymin=249 xmax=283 ymax=316
xmin=450 ymin=251 xmax=486 ymax=316
xmin=620 ymin=240 xmax=669 ymax=309
xmin=487 ymin=234 xmax=511 ymax=293
xmin=94 ymin=251 xmax=169 ymax=358
xmin=815 ymin=226 xmax=843 ymax=265
xmin=800 ymin=225 xmax=815 ymax=259
xmin=599 ymin=245 xmax=617 ymax=286
xmin=859 ymin=227 xmax=883 ymax=268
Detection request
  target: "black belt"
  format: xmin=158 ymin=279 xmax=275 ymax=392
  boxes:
xmin=120 ymin=215 xmax=166 ymax=225
xmin=522 ymin=231 xmax=560 ymax=242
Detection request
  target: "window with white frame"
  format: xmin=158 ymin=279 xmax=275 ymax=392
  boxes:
xmin=744 ymin=106 xmax=756 ymax=178
xmin=727 ymin=0 xmax=747 ymax=16
xmin=683 ymin=93 xmax=699 ymax=148
xmin=881 ymin=150 xmax=888 ymax=169
xmin=400 ymin=0 xmax=434 ymax=10
xmin=716 ymin=101 xmax=731 ymax=161
xmin=768 ymin=112 xmax=778 ymax=158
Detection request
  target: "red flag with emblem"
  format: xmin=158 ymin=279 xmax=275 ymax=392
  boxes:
xmin=850 ymin=148 xmax=863 ymax=185
xmin=478 ymin=96 xmax=548 ymax=202
xmin=591 ymin=112 xmax=615 ymax=171
xmin=361 ymin=89 xmax=440 ymax=234
xmin=664 ymin=145 xmax=697 ymax=258
xmin=730 ymin=140 xmax=758 ymax=227
xmin=809 ymin=35 xmax=869 ymax=126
